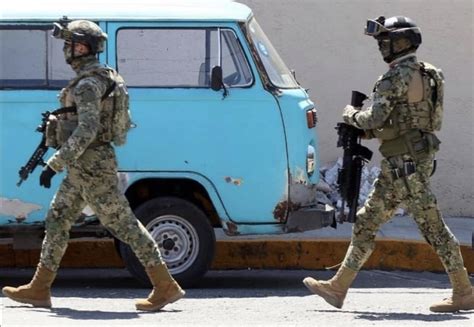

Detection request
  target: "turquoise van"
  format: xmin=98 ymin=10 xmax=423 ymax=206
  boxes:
xmin=0 ymin=1 xmax=334 ymax=286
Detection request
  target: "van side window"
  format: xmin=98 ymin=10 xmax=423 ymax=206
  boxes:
xmin=116 ymin=28 xmax=252 ymax=88
xmin=0 ymin=27 xmax=74 ymax=89
xmin=221 ymin=29 xmax=253 ymax=87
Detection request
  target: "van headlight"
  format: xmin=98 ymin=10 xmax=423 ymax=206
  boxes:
xmin=307 ymin=145 xmax=315 ymax=176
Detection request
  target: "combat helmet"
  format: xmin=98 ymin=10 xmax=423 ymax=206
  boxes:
xmin=365 ymin=16 xmax=422 ymax=63
xmin=52 ymin=16 xmax=107 ymax=54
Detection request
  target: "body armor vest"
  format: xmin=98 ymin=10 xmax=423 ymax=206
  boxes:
xmin=371 ymin=61 xmax=444 ymax=159
xmin=45 ymin=66 xmax=130 ymax=148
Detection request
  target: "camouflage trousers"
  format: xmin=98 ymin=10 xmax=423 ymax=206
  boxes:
xmin=342 ymin=155 xmax=465 ymax=273
xmin=40 ymin=144 xmax=163 ymax=271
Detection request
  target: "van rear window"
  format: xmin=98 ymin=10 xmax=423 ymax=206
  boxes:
xmin=0 ymin=27 xmax=74 ymax=89
xmin=117 ymin=28 xmax=252 ymax=88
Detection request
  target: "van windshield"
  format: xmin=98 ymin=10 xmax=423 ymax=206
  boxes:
xmin=247 ymin=18 xmax=299 ymax=89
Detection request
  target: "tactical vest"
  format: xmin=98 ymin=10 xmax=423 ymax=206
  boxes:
xmin=45 ymin=66 xmax=131 ymax=149
xmin=370 ymin=61 xmax=444 ymax=159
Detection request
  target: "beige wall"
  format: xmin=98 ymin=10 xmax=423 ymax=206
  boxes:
xmin=240 ymin=0 xmax=474 ymax=217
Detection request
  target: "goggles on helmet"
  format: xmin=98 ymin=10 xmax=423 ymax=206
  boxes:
xmin=52 ymin=22 xmax=75 ymax=41
xmin=51 ymin=17 xmax=89 ymax=45
xmin=364 ymin=16 xmax=388 ymax=37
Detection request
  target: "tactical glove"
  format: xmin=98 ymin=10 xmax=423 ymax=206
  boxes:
xmin=39 ymin=165 xmax=56 ymax=189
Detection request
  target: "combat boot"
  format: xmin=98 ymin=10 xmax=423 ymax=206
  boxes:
xmin=430 ymin=268 xmax=474 ymax=312
xmin=2 ymin=263 xmax=56 ymax=307
xmin=303 ymin=266 xmax=357 ymax=309
xmin=135 ymin=263 xmax=185 ymax=311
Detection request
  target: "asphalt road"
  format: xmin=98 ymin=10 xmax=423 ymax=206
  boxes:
xmin=1 ymin=268 xmax=473 ymax=326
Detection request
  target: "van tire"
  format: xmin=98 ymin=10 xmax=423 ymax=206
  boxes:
xmin=119 ymin=196 xmax=215 ymax=288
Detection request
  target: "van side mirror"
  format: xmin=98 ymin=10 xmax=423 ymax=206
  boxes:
xmin=211 ymin=66 xmax=223 ymax=91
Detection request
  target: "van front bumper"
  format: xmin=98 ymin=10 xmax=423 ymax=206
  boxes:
xmin=284 ymin=203 xmax=335 ymax=233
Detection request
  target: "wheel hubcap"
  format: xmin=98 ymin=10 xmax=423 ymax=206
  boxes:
xmin=146 ymin=215 xmax=199 ymax=275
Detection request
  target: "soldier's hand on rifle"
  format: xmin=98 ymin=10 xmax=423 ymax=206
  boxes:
xmin=342 ymin=105 xmax=359 ymax=125
xmin=39 ymin=165 xmax=56 ymax=189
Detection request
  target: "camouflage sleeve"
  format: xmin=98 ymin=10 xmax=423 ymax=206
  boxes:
xmin=47 ymin=77 xmax=104 ymax=172
xmin=353 ymin=70 xmax=408 ymax=130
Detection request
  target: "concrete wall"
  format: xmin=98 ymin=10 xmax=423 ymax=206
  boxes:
xmin=240 ymin=0 xmax=474 ymax=217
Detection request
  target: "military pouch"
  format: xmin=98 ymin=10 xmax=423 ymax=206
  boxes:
xmin=372 ymin=116 xmax=401 ymax=141
xmin=56 ymin=117 xmax=78 ymax=146
xmin=379 ymin=129 xmax=440 ymax=159
xmin=423 ymin=132 xmax=441 ymax=154
xmin=379 ymin=136 xmax=409 ymax=158
xmin=405 ymin=130 xmax=430 ymax=160
xmin=45 ymin=118 xmax=59 ymax=148
xmin=408 ymin=131 xmax=441 ymax=159
xmin=372 ymin=125 xmax=400 ymax=141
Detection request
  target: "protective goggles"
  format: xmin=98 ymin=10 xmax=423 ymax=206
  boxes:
xmin=51 ymin=22 xmax=74 ymax=41
xmin=51 ymin=21 xmax=89 ymax=44
xmin=365 ymin=17 xmax=388 ymax=36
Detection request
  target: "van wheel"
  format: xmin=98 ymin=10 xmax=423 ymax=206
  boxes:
xmin=119 ymin=197 xmax=215 ymax=288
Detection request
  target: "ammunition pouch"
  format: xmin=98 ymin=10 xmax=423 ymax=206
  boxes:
xmin=56 ymin=116 xmax=78 ymax=147
xmin=45 ymin=118 xmax=58 ymax=148
xmin=44 ymin=106 xmax=78 ymax=149
xmin=45 ymin=113 xmax=113 ymax=149
xmin=45 ymin=114 xmax=78 ymax=149
xmin=379 ymin=129 xmax=440 ymax=160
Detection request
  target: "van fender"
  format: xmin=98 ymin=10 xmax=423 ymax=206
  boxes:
xmin=118 ymin=171 xmax=234 ymax=230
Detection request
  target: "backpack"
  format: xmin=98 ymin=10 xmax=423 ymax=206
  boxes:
xmin=106 ymin=69 xmax=133 ymax=146
xmin=419 ymin=62 xmax=444 ymax=131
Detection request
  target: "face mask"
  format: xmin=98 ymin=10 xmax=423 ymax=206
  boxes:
xmin=63 ymin=42 xmax=74 ymax=64
xmin=377 ymin=39 xmax=391 ymax=62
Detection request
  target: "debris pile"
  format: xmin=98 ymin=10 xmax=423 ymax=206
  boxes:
xmin=317 ymin=158 xmax=405 ymax=216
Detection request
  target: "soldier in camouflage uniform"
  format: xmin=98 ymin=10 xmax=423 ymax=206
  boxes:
xmin=303 ymin=16 xmax=474 ymax=312
xmin=2 ymin=19 xmax=185 ymax=311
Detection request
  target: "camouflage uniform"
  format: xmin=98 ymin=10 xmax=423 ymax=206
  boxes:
xmin=41 ymin=56 xmax=163 ymax=271
xmin=2 ymin=19 xmax=183 ymax=312
xmin=341 ymin=55 xmax=464 ymax=273
xmin=303 ymin=16 xmax=472 ymax=313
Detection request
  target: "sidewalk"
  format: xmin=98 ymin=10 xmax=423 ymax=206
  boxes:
xmin=0 ymin=216 xmax=472 ymax=273
xmin=212 ymin=216 xmax=473 ymax=273
xmin=217 ymin=215 xmax=472 ymax=245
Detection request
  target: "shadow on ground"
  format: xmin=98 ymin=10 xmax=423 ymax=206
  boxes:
xmin=0 ymin=268 xmax=459 ymax=300
xmin=315 ymin=309 xmax=473 ymax=322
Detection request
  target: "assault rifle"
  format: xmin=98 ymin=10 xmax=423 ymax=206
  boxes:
xmin=17 ymin=111 xmax=50 ymax=186
xmin=335 ymin=91 xmax=373 ymax=223
xmin=17 ymin=106 xmax=76 ymax=186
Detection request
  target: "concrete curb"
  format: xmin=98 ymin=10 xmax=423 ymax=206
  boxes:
xmin=1 ymin=239 xmax=472 ymax=273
